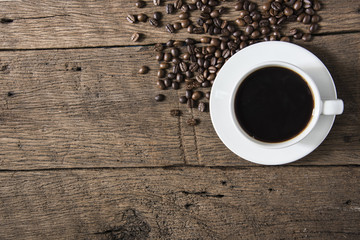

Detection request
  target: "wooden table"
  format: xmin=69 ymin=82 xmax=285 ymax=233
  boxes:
xmin=0 ymin=0 xmax=359 ymax=239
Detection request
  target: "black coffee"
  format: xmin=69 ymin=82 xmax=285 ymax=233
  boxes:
xmin=234 ymin=66 xmax=314 ymax=143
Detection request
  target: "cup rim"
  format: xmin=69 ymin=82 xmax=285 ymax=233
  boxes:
xmin=229 ymin=61 xmax=322 ymax=149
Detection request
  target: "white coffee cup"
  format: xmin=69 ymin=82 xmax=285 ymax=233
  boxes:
xmin=229 ymin=61 xmax=344 ymax=149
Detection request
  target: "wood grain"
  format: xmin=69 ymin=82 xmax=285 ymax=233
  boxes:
xmin=0 ymin=0 xmax=359 ymax=49
xmin=0 ymin=33 xmax=358 ymax=169
xmin=0 ymin=167 xmax=359 ymax=239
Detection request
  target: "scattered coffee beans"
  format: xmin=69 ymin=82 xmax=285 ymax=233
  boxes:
xmin=127 ymin=0 xmax=324 ymax=125
xmin=155 ymin=94 xmax=165 ymax=101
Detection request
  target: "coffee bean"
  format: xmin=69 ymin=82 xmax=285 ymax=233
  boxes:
xmin=173 ymin=22 xmax=182 ymax=30
xmin=179 ymin=62 xmax=188 ymax=72
xmin=302 ymin=14 xmax=311 ymax=24
xmin=208 ymin=66 xmax=216 ymax=74
xmin=164 ymin=53 xmax=172 ymax=62
xmin=196 ymin=74 xmax=205 ymax=83
xmin=174 ymin=0 xmax=183 ymax=9
xmin=155 ymin=94 xmax=165 ymax=101
xmin=167 ymin=72 xmax=176 ymax=79
xmin=173 ymin=40 xmax=184 ymax=47
xmin=210 ymin=10 xmax=220 ymax=18
xmin=287 ymin=14 xmax=297 ymax=22
xmin=269 ymin=16 xmax=277 ymax=25
xmin=210 ymin=38 xmax=220 ymax=47
xmin=245 ymin=25 xmax=254 ymax=35
xmin=277 ymin=16 xmax=287 ymax=25
xmin=271 ymin=2 xmax=282 ymax=11
xmin=159 ymin=62 xmax=169 ymax=69
xmin=205 ymin=91 xmax=210 ymax=99
xmin=179 ymin=12 xmax=189 ymax=19
xmin=172 ymin=81 xmax=180 ymax=90
xmin=313 ymin=0 xmax=321 ymax=11
xmin=180 ymin=19 xmax=190 ymax=28
xmin=311 ymin=15 xmax=321 ymax=23
xmin=166 ymin=4 xmax=175 ymax=14
xmin=260 ymin=26 xmax=270 ymax=35
xmin=280 ymin=36 xmax=290 ymax=42
xmin=149 ymin=18 xmax=159 ymax=27
xmin=201 ymin=5 xmax=212 ymax=14
xmin=164 ymin=78 xmax=172 ymax=87
xmin=179 ymin=96 xmax=187 ymax=103
xmin=302 ymin=33 xmax=312 ymax=42
xmin=262 ymin=2 xmax=271 ymax=11
xmin=208 ymin=73 xmax=216 ymax=81
xmin=309 ymin=23 xmax=319 ymax=33
xmin=193 ymin=27 xmax=204 ymax=34
xmin=200 ymin=36 xmax=210 ymax=43
xmin=154 ymin=43 xmax=164 ymax=52
xmin=157 ymin=69 xmax=165 ymax=78
xmin=188 ymin=62 xmax=198 ymax=73
xmin=181 ymin=4 xmax=189 ymax=12
xmin=176 ymin=73 xmax=184 ymax=82
xmin=181 ymin=53 xmax=190 ymax=60
xmin=126 ymin=14 xmax=137 ymax=23
xmin=138 ymin=66 xmax=149 ymax=74
xmin=189 ymin=3 xmax=197 ymax=11
xmin=137 ymin=13 xmax=148 ymax=22
xmin=153 ymin=0 xmax=161 ymax=6
xmin=208 ymin=0 xmax=218 ymax=7
xmin=293 ymin=0 xmax=302 ymax=10
xmin=239 ymin=10 xmax=249 ymax=18
xmin=259 ymin=19 xmax=269 ymax=27
xmin=235 ymin=18 xmax=246 ymax=27
xmin=185 ymin=38 xmax=196 ymax=45
xmin=297 ymin=13 xmax=306 ymax=22
xmin=198 ymin=102 xmax=206 ymax=112
xmin=201 ymin=80 xmax=211 ymax=87
xmin=197 ymin=58 xmax=204 ymax=68
xmin=283 ymin=7 xmax=293 ymax=16
xmin=165 ymin=23 xmax=175 ymax=33
xmin=192 ymin=91 xmax=202 ymax=101
xmin=153 ymin=12 xmax=162 ymax=21
xmin=157 ymin=80 xmax=166 ymax=90
xmin=305 ymin=8 xmax=315 ymax=16
xmin=250 ymin=30 xmax=260 ymax=39
xmin=293 ymin=31 xmax=303 ymax=39
xmin=131 ymin=32 xmax=140 ymax=42
xmin=187 ymin=118 xmax=199 ymax=126
xmin=136 ymin=0 xmax=146 ymax=8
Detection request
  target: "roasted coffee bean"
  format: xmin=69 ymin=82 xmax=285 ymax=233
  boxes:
xmin=157 ymin=69 xmax=165 ymax=78
xmin=149 ymin=18 xmax=159 ymax=27
xmin=196 ymin=1 xmax=203 ymax=10
xmin=193 ymin=27 xmax=204 ymax=34
xmin=165 ymin=23 xmax=175 ymax=33
xmin=210 ymin=38 xmax=220 ymax=47
xmin=180 ymin=19 xmax=190 ymax=28
xmin=302 ymin=33 xmax=312 ymax=42
xmin=176 ymin=73 xmax=184 ymax=82
xmin=287 ymin=14 xmax=298 ymax=22
xmin=204 ymin=59 xmax=210 ymax=69
xmin=179 ymin=96 xmax=188 ymax=103
xmin=309 ymin=23 xmax=319 ymax=33
xmin=198 ymin=102 xmax=206 ymax=112
xmin=196 ymin=74 xmax=205 ymax=83
xmin=174 ymin=0 xmax=183 ymax=9
xmin=208 ymin=66 xmax=217 ymax=74
xmin=170 ymin=48 xmax=179 ymax=57
xmin=244 ymin=15 xmax=253 ymax=24
xmin=185 ymin=70 xmax=193 ymax=78
xmin=181 ymin=52 xmax=190 ymax=60
xmin=173 ymin=22 xmax=182 ymax=30
xmin=136 ymin=0 xmax=146 ymax=8
xmin=277 ymin=16 xmax=287 ymax=25
xmin=302 ymin=14 xmax=311 ymax=24
xmin=213 ymin=17 xmax=221 ymax=28
xmin=208 ymin=0 xmax=218 ymax=7
xmin=208 ymin=73 xmax=216 ymax=81
xmin=313 ymin=0 xmax=321 ymax=11
xmin=220 ymin=20 xmax=228 ymax=29
xmin=202 ymin=80 xmax=211 ymax=87
xmin=305 ymin=8 xmax=315 ymax=16
xmin=205 ymin=91 xmax=210 ymax=99
xmin=280 ymin=36 xmax=290 ymax=42
xmin=164 ymin=53 xmax=172 ymax=62
xmin=235 ymin=18 xmax=246 ymax=27
xmin=167 ymin=72 xmax=176 ymax=79
xmin=185 ymin=38 xmax=196 ymax=45
xmin=269 ymin=16 xmax=277 ymax=25
xmin=293 ymin=31 xmax=303 ymax=39
xmin=220 ymin=41 xmax=227 ymax=51
xmin=166 ymin=40 xmax=174 ymax=47
xmin=201 ymin=5 xmax=212 ymax=14
xmin=189 ymin=62 xmax=199 ymax=72
xmin=210 ymin=57 xmax=217 ymax=66
xmin=156 ymin=52 xmax=164 ymax=61
xmin=234 ymin=2 xmax=243 ymax=11
xmin=197 ymin=58 xmax=204 ymax=68
xmin=245 ymin=25 xmax=254 ymax=35
xmin=131 ymin=32 xmax=140 ymax=42
xmin=166 ymin=3 xmax=175 ymax=14
xmin=259 ymin=19 xmax=269 ymax=27
xmin=138 ymin=66 xmax=149 ymax=74
xmin=283 ymin=7 xmax=293 ymax=16
xmin=173 ymin=40 xmax=184 ymax=47
xmin=260 ymin=26 xmax=270 ymax=35
xmin=250 ymin=30 xmax=260 ymax=39
xmin=172 ymin=81 xmax=180 ymax=90
xmin=189 ymin=3 xmax=197 ymax=10
xmin=164 ymin=78 xmax=172 ymax=87
xmin=155 ymin=94 xmax=165 ymax=101
xmin=311 ymin=15 xmax=321 ymax=23
xmin=179 ymin=12 xmax=189 ymax=19
xmin=239 ymin=10 xmax=249 ymax=19
xmin=271 ymin=2 xmax=282 ymax=11
xmin=187 ymin=44 xmax=195 ymax=54
xmin=172 ymin=58 xmax=180 ymax=65
xmin=185 ymin=90 xmax=192 ymax=99
xmin=192 ymin=91 xmax=202 ymax=100
xmin=222 ymin=49 xmax=230 ymax=58
xmin=137 ymin=13 xmax=148 ymax=22
xmin=172 ymin=64 xmax=180 ymax=75
xmin=262 ymin=2 xmax=271 ymax=11
xmin=153 ymin=0 xmax=161 ymax=6
xmin=181 ymin=4 xmax=190 ymax=12
xmin=159 ymin=62 xmax=169 ymax=69
xmin=210 ymin=10 xmax=220 ymax=18
xmin=126 ymin=14 xmax=137 ymax=23
xmin=157 ymin=80 xmax=166 ymax=90
xmin=179 ymin=62 xmax=188 ymax=72
xmin=303 ymin=0 xmax=312 ymax=9
xmin=297 ymin=13 xmax=306 ymax=22
xmin=293 ymin=0 xmax=302 ymax=10
xmin=200 ymin=36 xmax=211 ymax=43
xmin=190 ymin=54 xmax=197 ymax=62
xmin=203 ymin=69 xmax=209 ymax=79
xmin=153 ymin=12 xmax=162 ymax=20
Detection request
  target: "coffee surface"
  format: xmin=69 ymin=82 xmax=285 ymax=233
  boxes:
xmin=234 ymin=66 xmax=314 ymax=143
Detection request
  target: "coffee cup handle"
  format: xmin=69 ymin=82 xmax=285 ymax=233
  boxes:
xmin=321 ymin=99 xmax=344 ymax=115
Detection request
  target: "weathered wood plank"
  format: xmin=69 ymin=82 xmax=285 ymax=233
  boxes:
xmin=0 ymin=0 xmax=359 ymax=49
xmin=0 ymin=167 xmax=359 ymax=239
xmin=0 ymin=33 xmax=358 ymax=169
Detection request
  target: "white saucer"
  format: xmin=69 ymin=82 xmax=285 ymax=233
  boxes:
xmin=210 ymin=41 xmax=338 ymax=165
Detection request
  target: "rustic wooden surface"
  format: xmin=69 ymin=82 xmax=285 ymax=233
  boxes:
xmin=0 ymin=0 xmax=359 ymax=239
